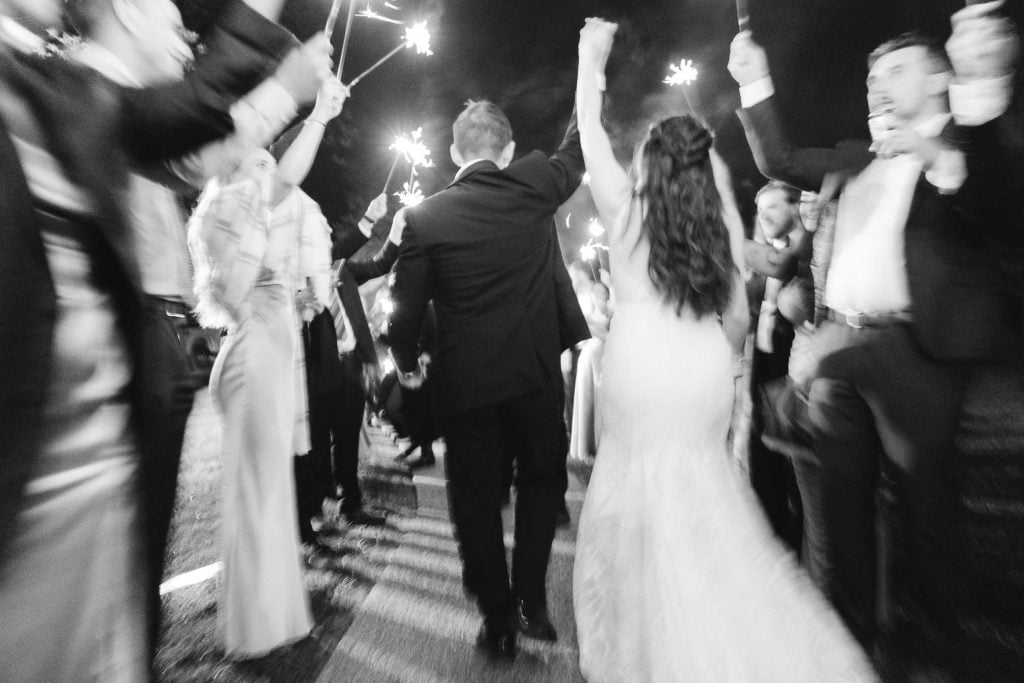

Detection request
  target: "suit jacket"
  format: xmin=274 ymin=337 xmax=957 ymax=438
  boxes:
xmin=388 ymin=114 xmax=584 ymax=417
xmin=737 ymin=97 xmax=1024 ymax=362
xmin=0 ymin=1 xmax=296 ymax=568
xmin=336 ymin=231 xmax=400 ymax=366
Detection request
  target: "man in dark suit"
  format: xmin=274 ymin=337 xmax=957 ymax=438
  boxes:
xmin=295 ymin=196 xmax=403 ymax=538
xmin=0 ymin=0 xmax=330 ymax=675
xmin=729 ymin=9 xmax=1024 ymax=674
xmin=388 ymin=99 xmax=584 ymax=659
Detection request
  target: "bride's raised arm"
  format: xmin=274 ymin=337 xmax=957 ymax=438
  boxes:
xmin=576 ymin=18 xmax=631 ymax=238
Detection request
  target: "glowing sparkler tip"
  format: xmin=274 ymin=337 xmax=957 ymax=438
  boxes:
xmin=381 ymin=297 xmax=395 ymax=314
xmin=396 ymin=179 xmax=425 ymax=207
xmin=582 ymin=171 xmax=591 ymax=186
xmin=588 ymin=217 xmax=605 ymax=237
xmin=390 ymin=127 xmax=434 ymax=169
xmin=664 ymin=59 xmax=699 ymax=87
xmin=381 ymin=357 xmax=396 ymax=374
xmin=580 ymin=244 xmax=597 ymax=262
xmin=404 ymin=21 xmax=433 ymax=56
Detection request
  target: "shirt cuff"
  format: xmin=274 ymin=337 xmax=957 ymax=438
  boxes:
xmin=739 ymin=77 xmax=775 ymax=109
xmin=949 ymin=77 xmax=1012 ymax=127
xmin=924 ymin=148 xmax=967 ymax=195
xmin=230 ymin=78 xmax=298 ymax=147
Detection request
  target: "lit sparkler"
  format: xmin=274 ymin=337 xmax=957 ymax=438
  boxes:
xmin=588 ymin=217 xmax=605 ymax=237
xmin=357 ymin=6 xmax=402 ymax=24
xmin=380 ymin=297 xmax=395 ymax=315
xmin=381 ymin=356 xmax=396 ymax=374
xmin=345 ymin=21 xmax=433 ymax=89
xmin=396 ymin=179 xmax=425 ymax=207
xmin=663 ymin=59 xmax=698 ymax=87
xmin=391 ymin=127 xmax=434 ymax=169
xmin=324 ymin=0 xmax=345 ymax=41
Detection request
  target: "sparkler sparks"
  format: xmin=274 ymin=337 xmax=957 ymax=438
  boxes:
xmin=404 ymin=21 xmax=433 ymax=55
xmin=390 ymin=127 xmax=434 ymax=170
xmin=580 ymin=244 xmax=597 ymax=262
xmin=357 ymin=8 xmax=402 ymax=24
xmin=663 ymin=59 xmax=699 ymax=87
xmin=380 ymin=297 xmax=395 ymax=315
xmin=588 ymin=217 xmax=605 ymax=237
xmin=396 ymin=179 xmax=425 ymax=207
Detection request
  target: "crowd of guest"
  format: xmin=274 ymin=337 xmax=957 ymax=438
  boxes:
xmin=1 ymin=0 xmax=1022 ymax=681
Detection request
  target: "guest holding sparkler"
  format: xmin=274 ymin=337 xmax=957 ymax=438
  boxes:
xmin=188 ymin=78 xmax=348 ymax=659
xmin=729 ymin=4 xmax=1024 ymax=675
xmin=294 ymin=196 xmax=407 ymax=541
xmin=572 ymin=17 xmax=874 ymax=681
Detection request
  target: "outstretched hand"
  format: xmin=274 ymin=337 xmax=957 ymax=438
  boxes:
xmin=727 ymin=31 xmax=770 ymax=87
xmin=275 ymin=32 xmax=333 ymax=106
xmin=578 ymin=17 xmax=618 ymax=80
xmin=947 ymin=1 xmax=1019 ymax=81
xmin=310 ymin=78 xmax=350 ymax=124
xmin=389 ymin=207 xmax=408 ymax=245
xmin=364 ymin=192 xmax=389 ymax=223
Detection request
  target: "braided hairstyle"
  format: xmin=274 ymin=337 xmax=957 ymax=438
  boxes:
xmin=634 ymin=115 xmax=735 ymax=318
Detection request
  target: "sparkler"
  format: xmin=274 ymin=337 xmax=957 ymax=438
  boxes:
xmin=380 ymin=297 xmax=395 ymax=315
xmin=383 ymin=127 xmax=434 ymax=193
xmin=358 ymin=6 xmax=402 ymax=24
xmin=335 ymin=0 xmax=359 ymax=79
xmin=579 ymin=238 xmax=609 ymax=279
xmin=663 ymin=59 xmax=699 ymax=114
xmin=395 ymin=178 xmax=425 ymax=207
xmin=736 ymin=0 xmax=750 ymax=32
xmin=345 ymin=21 xmax=433 ymax=89
xmin=664 ymin=59 xmax=698 ymax=87
xmin=324 ymin=0 xmax=345 ymax=41
xmin=588 ymin=217 xmax=605 ymax=237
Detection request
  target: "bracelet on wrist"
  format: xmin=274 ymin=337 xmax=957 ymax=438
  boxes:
xmin=360 ymin=215 xmax=374 ymax=224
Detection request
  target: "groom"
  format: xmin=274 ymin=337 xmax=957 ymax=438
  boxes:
xmin=388 ymin=99 xmax=584 ymax=658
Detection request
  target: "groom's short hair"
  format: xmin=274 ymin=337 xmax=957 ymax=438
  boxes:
xmin=453 ymin=100 xmax=513 ymax=160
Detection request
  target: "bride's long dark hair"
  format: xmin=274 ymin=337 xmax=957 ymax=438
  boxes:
xmin=633 ymin=115 xmax=735 ymax=318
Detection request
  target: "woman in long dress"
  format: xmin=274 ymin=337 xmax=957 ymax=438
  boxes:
xmin=571 ymin=19 xmax=875 ymax=681
xmin=569 ymin=280 xmax=611 ymax=463
xmin=188 ymin=81 xmax=345 ymax=658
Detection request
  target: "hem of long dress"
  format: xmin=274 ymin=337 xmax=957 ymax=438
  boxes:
xmin=221 ymin=629 xmax=312 ymax=662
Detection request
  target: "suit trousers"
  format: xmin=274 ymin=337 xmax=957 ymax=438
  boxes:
xmin=138 ymin=298 xmax=201 ymax=656
xmin=441 ymin=385 xmax=565 ymax=626
xmin=332 ymin=351 xmax=367 ymax=513
xmin=806 ymin=321 xmax=969 ymax=659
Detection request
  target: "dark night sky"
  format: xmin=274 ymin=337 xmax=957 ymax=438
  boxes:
xmin=187 ymin=0 xmax=1024 ymax=254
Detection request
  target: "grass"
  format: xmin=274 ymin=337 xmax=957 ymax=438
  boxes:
xmin=155 ymin=390 xmax=408 ymax=682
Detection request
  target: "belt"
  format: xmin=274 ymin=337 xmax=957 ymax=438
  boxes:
xmin=827 ymin=308 xmax=913 ymax=329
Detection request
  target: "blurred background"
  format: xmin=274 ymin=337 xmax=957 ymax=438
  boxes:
xmin=177 ymin=0 xmax=1024 ymax=259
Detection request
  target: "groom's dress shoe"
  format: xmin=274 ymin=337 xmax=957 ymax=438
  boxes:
xmin=516 ymin=599 xmax=558 ymax=642
xmin=475 ymin=623 xmax=517 ymax=660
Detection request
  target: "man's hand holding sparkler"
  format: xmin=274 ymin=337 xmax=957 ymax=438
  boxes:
xmin=309 ymin=77 xmax=350 ymax=126
xmin=274 ymin=32 xmax=334 ymax=107
xmin=727 ymin=31 xmax=770 ymax=88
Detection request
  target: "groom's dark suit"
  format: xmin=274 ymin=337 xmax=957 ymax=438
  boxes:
xmin=737 ymin=94 xmax=1024 ymax=656
xmin=388 ymin=115 xmax=584 ymax=629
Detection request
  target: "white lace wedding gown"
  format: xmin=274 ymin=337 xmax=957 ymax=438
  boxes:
xmin=573 ymin=207 xmax=876 ymax=682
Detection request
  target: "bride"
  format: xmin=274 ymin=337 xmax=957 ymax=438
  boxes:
xmin=571 ymin=18 xmax=875 ymax=682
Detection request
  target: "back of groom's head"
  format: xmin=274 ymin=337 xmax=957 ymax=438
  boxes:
xmin=452 ymin=100 xmax=513 ymax=164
